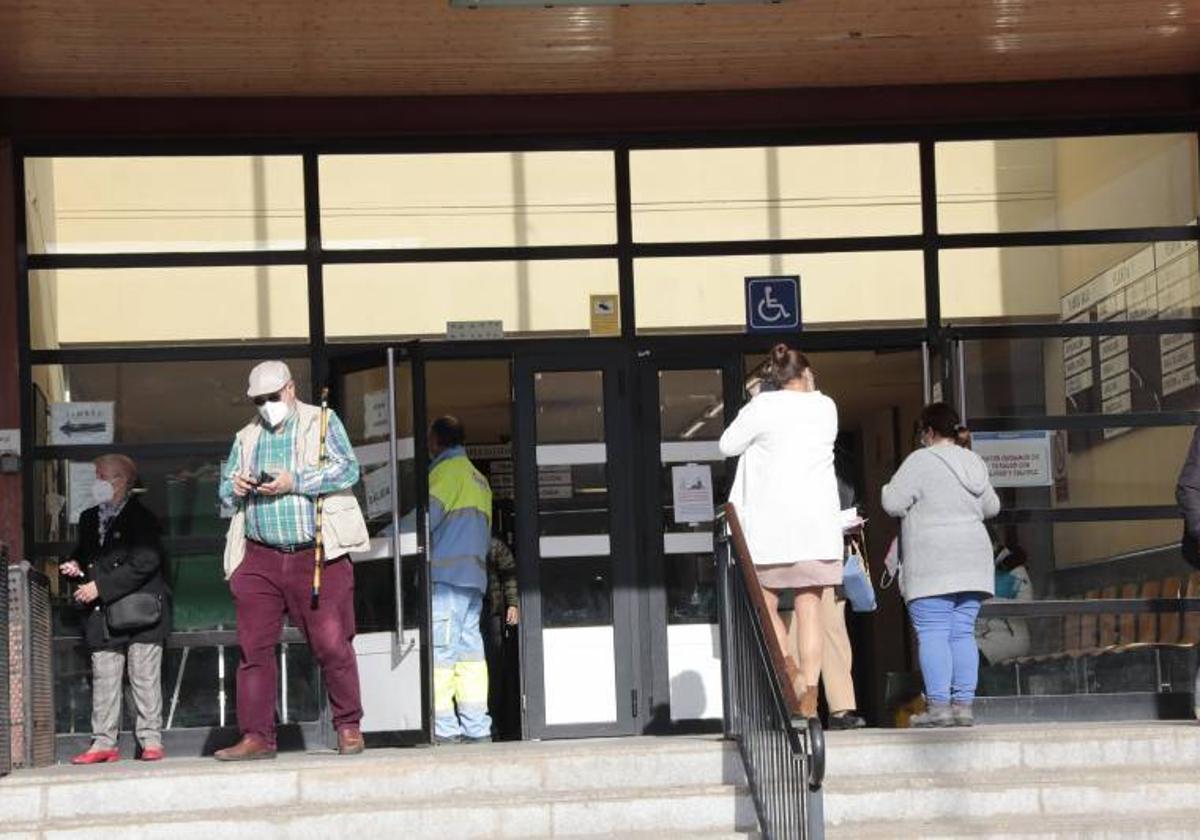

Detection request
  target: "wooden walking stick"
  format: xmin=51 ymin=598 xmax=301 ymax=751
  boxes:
xmin=311 ymin=386 xmax=331 ymax=608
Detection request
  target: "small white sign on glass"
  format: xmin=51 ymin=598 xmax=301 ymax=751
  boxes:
xmin=972 ymin=431 xmax=1053 ymax=488
xmin=672 ymin=463 xmax=715 ymax=524
xmin=68 ymin=461 xmax=100 ymax=524
xmin=0 ymin=428 xmax=19 ymax=455
xmin=363 ymin=465 xmax=394 ymax=520
xmin=50 ymin=402 xmax=115 ymax=446
xmin=363 ymin=390 xmax=390 ymax=439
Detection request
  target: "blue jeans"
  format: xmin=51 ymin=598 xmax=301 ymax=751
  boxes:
xmin=908 ymin=593 xmax=985 ymax=706
xmin=432 ymin=582 xmax=492 ymax=739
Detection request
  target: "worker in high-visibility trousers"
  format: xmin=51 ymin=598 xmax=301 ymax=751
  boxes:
xmin=427 ymin=415 xmax=494 ymax=744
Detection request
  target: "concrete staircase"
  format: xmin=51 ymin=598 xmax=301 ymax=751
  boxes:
xmin=822 ymin=721 xmax=1200 ymax=838
xmin=0 ymin=735 xmax=757 ymax=839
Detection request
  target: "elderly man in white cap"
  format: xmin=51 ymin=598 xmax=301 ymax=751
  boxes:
xmin=215 ymin=361 xmax=370 ymax=761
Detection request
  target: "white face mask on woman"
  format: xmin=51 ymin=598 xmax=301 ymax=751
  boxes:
xmin=91 ymin=479 xmax=116 ymax=506
xmin=258 ymin=399 xmax=290 ymax=428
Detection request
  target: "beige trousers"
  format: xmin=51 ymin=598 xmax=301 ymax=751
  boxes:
xmin=787 ymin=587 xmax=857 ymax=714
xmin=91 ymin=643 xmax=164 ymax=749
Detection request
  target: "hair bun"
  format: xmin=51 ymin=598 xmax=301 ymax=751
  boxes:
xmin=770 ymin=343 xmax=790 ymax=363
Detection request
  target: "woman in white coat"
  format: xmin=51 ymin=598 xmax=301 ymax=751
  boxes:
xmin=719 ymin=343 xmax=843 ymax=718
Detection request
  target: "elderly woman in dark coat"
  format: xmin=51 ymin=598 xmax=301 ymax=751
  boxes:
xmin=60 ymin=454 xmax=170 ymax=764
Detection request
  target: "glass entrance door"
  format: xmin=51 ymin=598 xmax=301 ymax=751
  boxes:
xmin=637 ymin=352 xmax=741 ymax=729
xmin=330 ymin=346 xmax=431 ymax=744
xmin=514 ymin=351 xmax=642 ymax=737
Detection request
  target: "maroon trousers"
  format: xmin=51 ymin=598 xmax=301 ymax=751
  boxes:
xmin=230 ymin=541 xmax=363 ymax=747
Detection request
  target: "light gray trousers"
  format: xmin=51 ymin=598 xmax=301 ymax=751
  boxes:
xmin=91 ymin=643 xmax=164 ymax=749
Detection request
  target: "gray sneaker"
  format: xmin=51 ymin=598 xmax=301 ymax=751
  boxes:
xmin=951 ymin=703 xmax=975 ymax=727
xmin=910 ymin=703 xmax=954 ymax=728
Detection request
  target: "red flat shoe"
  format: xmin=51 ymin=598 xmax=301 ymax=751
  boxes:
xmin=71 ymin=748 xmax=120 ymax=765
xmin=140 ymin=745 xmax=165 ymax=762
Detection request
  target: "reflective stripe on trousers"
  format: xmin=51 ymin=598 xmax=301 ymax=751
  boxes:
xmin=432 ymin=582 xmax=492 ymax=739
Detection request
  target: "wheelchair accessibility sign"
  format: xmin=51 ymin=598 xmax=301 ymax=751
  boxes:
xmin=745 ymin=275 xmax=801 ymax=334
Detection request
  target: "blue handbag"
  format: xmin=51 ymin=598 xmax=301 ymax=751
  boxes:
xmin=843 ymin=538 xmax=877 ymax=613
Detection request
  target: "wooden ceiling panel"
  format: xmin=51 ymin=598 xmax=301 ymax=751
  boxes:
xmin=1 ymin=0 xmax=1198 ymax=97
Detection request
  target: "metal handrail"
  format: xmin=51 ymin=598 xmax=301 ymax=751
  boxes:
xmin=717 ymin=504 xmax=825 ymax=840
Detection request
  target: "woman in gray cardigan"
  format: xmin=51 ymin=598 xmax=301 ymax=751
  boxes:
xmin=882 ymin=403 xmax=1001 ymax=727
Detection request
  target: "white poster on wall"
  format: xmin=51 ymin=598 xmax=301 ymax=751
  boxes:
xmin=363 ymin=390 xmax=389 ymax=439
xmin=672 ymin=463 xmax=715 ymax=523
xmin=50 ymin=402 xmax=114 ymax=445
xmin=68 ymin=461 xmax=100 ymax=524
xmin=363 ymin=465 xmax=394 ymax=520
xmin=972 ymin=431 xmax=1054 ymax=488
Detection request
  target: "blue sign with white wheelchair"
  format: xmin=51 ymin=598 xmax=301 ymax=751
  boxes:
xmin=745 ymin=275 xmax=801 ymax=334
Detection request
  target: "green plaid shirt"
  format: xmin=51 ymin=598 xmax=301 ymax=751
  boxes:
xmin=219 ymin=408 xmax=359 ymax=547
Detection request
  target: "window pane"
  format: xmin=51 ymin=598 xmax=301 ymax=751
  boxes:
xmin=940 ymin=240 xmax=1198 ymax=325
xmin=29 ymin=266 xmax=309 ymax=348
xmin=24 ymin=156 xmax=304 ymax=254
xmin=319 ymin=152 xmax=616 ymax=249
xmin=631 ymin=144 xmax=920 ymax=242
xmin=32 ymin=359 xmax=311 ymax=444
xmin=635 ymin=251 xmax=924 ymax=333
xmin=324 ymin=260 xmax=617 ymax=339
xmin=936 ymin=134 xmax=1199 ymax=234
xmin=32 ymin=455 xmax=227 ymax=545
xmin=961 ymin=333 xmax=1199 ymax=420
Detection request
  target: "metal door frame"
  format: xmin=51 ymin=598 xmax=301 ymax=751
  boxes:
xmin=327 ymin=342 xmax=434 ymax=746
xmin=514 ymin=346 xmax=643 ymax=739
xmin=635 ymin=346 xmax=742 ymax=734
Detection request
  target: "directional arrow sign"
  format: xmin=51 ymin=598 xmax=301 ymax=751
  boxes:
xmin=50 ymin=402 xmax=114 ymax=445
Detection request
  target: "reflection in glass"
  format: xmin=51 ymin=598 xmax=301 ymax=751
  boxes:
xmin=666 ymin=556 xmax=718 ymax=625
xmin=24 ymin=156 xmax=305 ymax=254
xmin=631 ymin=144 xmax=921 ymax=242
xmin=940 ymin=242 xmax=1199 ymax=325
xmin=33 ymin=360 xmax=312 ymax=445
xmin=29 ymin=267 xmax=309 ymax=349
xmin=635 ymin=251 xmax=924 ymax=333
xmin=540 ymin=558 xmax=613 ymax=628
xmin=324 ymin=260 xmax=619 ymax=340
xmin=936 ymin=134 xmax=1199 ymax=235
xmin=535 ymin=371 xmax=605 ymax=444
xmin=320 ymin=152 xmax=616 ymax=249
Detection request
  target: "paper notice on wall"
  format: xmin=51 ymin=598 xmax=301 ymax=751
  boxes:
xmin=50 ymin=402 xmax=114 ymax=445
xmin=68 ymin=461 xmax=99 ymax=524
xmin=972 ymin=431 xmax=1053 ymax=488
xmin=0 ymin=428 xmax=19 ymax=455
xmin=363 ymin=465 xmax=393 ymax=520
xmin=672 ymin=463 xmax=715 ymax=524
xmin=363 ymin=390 xmax=390 ymax=439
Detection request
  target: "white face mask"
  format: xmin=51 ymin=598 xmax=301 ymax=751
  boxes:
xmin=91 ymin=479 xmax=115 ymax=505
xmin=259 ymin=399 xmax=291 ymax=428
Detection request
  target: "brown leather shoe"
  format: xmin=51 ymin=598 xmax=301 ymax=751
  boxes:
xmin=337 ymin=727 xmax=365 ymax=756
xmin=214 ymin=735 xmax=276 ymax=762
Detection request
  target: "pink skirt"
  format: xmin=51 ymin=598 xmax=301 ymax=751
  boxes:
xmin=756 ymin=558 xmax=842 ymax=591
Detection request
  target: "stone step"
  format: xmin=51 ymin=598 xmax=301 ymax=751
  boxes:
xmin=826 ymin=810 xmax=1200 ymax=839
xmin=2 ymin=736 xmax=745 ymax=827
xmin=2 ymin=782 xmax=757 ymax=840
xmin=825 ymin=721 xmax=1200 ymax=778
xmin=822 ymin=766 xmax=1200 ymax=827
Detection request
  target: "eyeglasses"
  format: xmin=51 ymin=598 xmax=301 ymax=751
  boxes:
xmin=253 ymin=392 xmax=284 ymax=407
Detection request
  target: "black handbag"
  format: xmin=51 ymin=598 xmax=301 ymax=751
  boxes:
xmin=105 ymin=591 xmax=163 ymax=633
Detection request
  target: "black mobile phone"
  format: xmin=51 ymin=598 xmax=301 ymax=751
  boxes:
xmin=256 ymin=470 xmax=275 ymax=486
